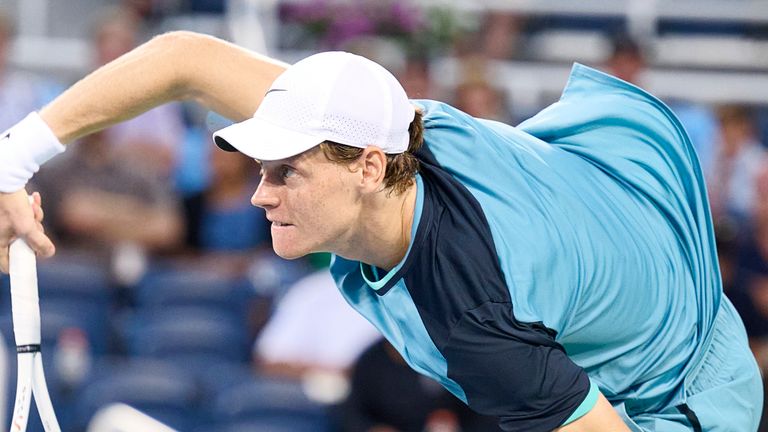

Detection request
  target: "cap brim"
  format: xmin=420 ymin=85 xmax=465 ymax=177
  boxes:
xmin=212 ymin=117 xmax=324 ymax=161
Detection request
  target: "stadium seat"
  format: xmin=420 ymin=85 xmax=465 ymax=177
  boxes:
xmin=41 ymin=299 xmax=109 ymax=355
xmin=136 ymin=267 xmax=254 ymax=318
xmin=123 ymin=306 xmax=250 ymax=363
xmin=196 ymin=361 xmax=256 ymax=397
xmin=36 ymin=258 xmax=112 ymax=306
xmin=215 ymin=417 xmax=323 ymax=432
xmin=71 ymin=358 xmax=199 ymax=431
xmin=0 ymin=298 xmax=106 ymax=358
xmin=209 ymin=375 xmax=331 ymax=429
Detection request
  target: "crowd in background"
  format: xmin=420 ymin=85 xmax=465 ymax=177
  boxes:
xmin=0 ymin=1 xmax=767 ymax=431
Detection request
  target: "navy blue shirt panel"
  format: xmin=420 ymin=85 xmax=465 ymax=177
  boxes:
xmin=381 ymin=143 xmax=591 ymax=430
xmin=446 ymin=301 xmax=592 ymax=431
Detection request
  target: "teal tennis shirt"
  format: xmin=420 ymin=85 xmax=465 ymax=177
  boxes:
xmin=330 ymin=64 xmax=721 ymax=431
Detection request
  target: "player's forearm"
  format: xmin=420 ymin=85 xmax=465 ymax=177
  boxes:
xmin=80 ymin=206 xmax=183 ymax=250
xmin=39 ymin=31 xmax=288 ymax=144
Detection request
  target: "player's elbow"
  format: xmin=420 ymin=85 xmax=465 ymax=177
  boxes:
xmin=151 ymin=30 xmax=207 ymax=47
xmin=147 ymin=31 xmax=212 ymax=99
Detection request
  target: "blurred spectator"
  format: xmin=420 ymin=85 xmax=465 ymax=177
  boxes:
xmin=398 ymin=57 xmax=435 ymax=100
xmin=739 ymin=166 xmax=768 ymax=276
xmin=92 ymin=6 xmax=186 ymax=180
xmin=31 ymin=130 xmax=184 ymax=259
xmin=450 ymin=55 xmax=511 ymax=123
xmin=732 ymin=165 xmax=768 ymax=333
xmin=120 ymin=0 xmax=185 ymax=22
xmin=451 ymin=12 xmax=524 ymax=61
xmin=728 ymin=161 xmax=768 ymax=432
xmin=755 ymin=165 xmax=768 ymax=231
xmin=333 ymin=339 xmax=501 ymax=432
xmin=715 ymin=222 xmax=740 ymax=294
xmin=0 ymin=10 xmax=55 ymax=130
xmin=604 ymin=34 xmax=647 ymax=86
xmin=729 ymin=259 xmax=768 ymax=432
xmin=706 ymin=105 xmax=768 ymax=224
xmin=453 ymin=80 xmax=509 ymax=123
xmin=735 ymin=272 xmax=768 ymax=357
xmin=480 ymin=12 xmax=525 ymax=60
xmin=254 ymin=255 xmax=381 ymax=380
xmin=183 ymin=149 xmax=271 ymax=254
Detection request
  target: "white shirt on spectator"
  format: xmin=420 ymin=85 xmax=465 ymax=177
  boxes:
xmin=256 ymin=270 xmax=381 ymax=371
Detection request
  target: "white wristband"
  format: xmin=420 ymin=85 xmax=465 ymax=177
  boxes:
xmin=0 ymin=112 xmax=65 ymax=193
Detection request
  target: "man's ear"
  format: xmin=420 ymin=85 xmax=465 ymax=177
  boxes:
xmin=359 ymin=146 xmax=387 ymax=193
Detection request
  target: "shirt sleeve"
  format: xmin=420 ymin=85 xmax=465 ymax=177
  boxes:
xmin=563 ymin=379 xmax=599 ymax=426
xmin=443 ymin=301 xmax=591 ymax=432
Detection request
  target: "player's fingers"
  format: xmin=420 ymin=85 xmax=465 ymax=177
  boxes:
xmin=0 ymin=249 xmax=8 ymax=273
xmin=8 ymin=195 xmax=54 ymax=258
xmin=21 ymin=228 xmax=55 ymax=258
xmin=32 ymin=201 xmax=44 ymax=223
xmin=0 ymin=226 xmax=13 ymax=274
xmin=31 ymin=191 xmax=44 ymax=222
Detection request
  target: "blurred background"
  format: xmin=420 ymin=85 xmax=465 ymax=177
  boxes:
xmin=0 ymin=0 xmax=766 ymax=431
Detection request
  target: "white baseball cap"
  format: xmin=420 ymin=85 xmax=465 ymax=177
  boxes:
xmin=213 ymin=51 xmax=415 ymax=161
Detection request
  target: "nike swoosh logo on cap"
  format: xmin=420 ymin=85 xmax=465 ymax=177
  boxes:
xmin=265 ymin=88 xmax=288 ymax=96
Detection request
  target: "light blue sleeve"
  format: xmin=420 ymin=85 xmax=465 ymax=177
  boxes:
xmin=563 ymin=379 xmax=600 ymax=426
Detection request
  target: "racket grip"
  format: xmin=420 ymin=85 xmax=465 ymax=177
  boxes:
xmin=9 ymin=237 xmax=41 ymax=347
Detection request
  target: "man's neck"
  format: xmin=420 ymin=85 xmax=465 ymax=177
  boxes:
xmin=341 ymin=181 xmax=418 ymax=271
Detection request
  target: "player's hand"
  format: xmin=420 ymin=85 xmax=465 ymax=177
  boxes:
xmin=0 ymin=190 xmax=54 ymax=273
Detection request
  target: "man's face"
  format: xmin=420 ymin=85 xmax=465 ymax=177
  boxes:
xmin=251 ymin=147 xmax=362 ymax=259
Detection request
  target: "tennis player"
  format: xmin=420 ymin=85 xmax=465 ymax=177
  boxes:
xmin=0 ymin=32 xmax=762 ymax=431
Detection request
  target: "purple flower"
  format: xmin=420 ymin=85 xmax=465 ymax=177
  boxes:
xmin=281 ymin=0 xmax=435 ymax=50
xmin=390 ymin=1 xmax=424 ymax=34
xmin=281 ymin=0 xmax=333 ymax=25
xmin=325 ymin=5 xmax=375 ymax=47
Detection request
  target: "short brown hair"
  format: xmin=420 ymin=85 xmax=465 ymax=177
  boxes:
xmin=319 ymin=109 xmax=424 ymax=195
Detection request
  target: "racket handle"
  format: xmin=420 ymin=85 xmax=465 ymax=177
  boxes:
xmin=9 ymin=231 xmax=41 ymax=348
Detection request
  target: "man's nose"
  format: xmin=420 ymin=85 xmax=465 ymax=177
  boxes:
xmin=251 ymin=179 xmax=279 ymax=209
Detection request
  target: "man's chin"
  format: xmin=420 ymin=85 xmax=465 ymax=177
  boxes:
xmin=272 ymin=244 xmax=309 ymax=260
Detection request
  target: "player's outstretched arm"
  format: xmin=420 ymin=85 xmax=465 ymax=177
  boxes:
xmin=555 ymin=392 xmax=630 ymax=431
xmin=41 ymin=30 xmax=288 ymax=144
xmin=0 ymin=31 xmax=287 ymax=272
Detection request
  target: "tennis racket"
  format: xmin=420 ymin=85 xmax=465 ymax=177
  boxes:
xmin=8 ymin=232 xmax=60 ymax=432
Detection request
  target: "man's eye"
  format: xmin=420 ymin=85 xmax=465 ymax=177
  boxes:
xmin=281 ymin=166 xmax=296 ymax=179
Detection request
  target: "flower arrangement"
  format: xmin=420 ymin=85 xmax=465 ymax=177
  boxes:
xmin=280 ymin=0 xmax=460 ymax=56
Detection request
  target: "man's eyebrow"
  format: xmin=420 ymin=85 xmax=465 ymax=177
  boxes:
xmin=253 ymin=158 xmax=298 ymax=168
xmin=283 ymin=154 xmax=305 ymax=165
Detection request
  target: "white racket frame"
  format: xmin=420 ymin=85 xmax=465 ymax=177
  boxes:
xmin=8 ymin=231 xmax=60 ymax=432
